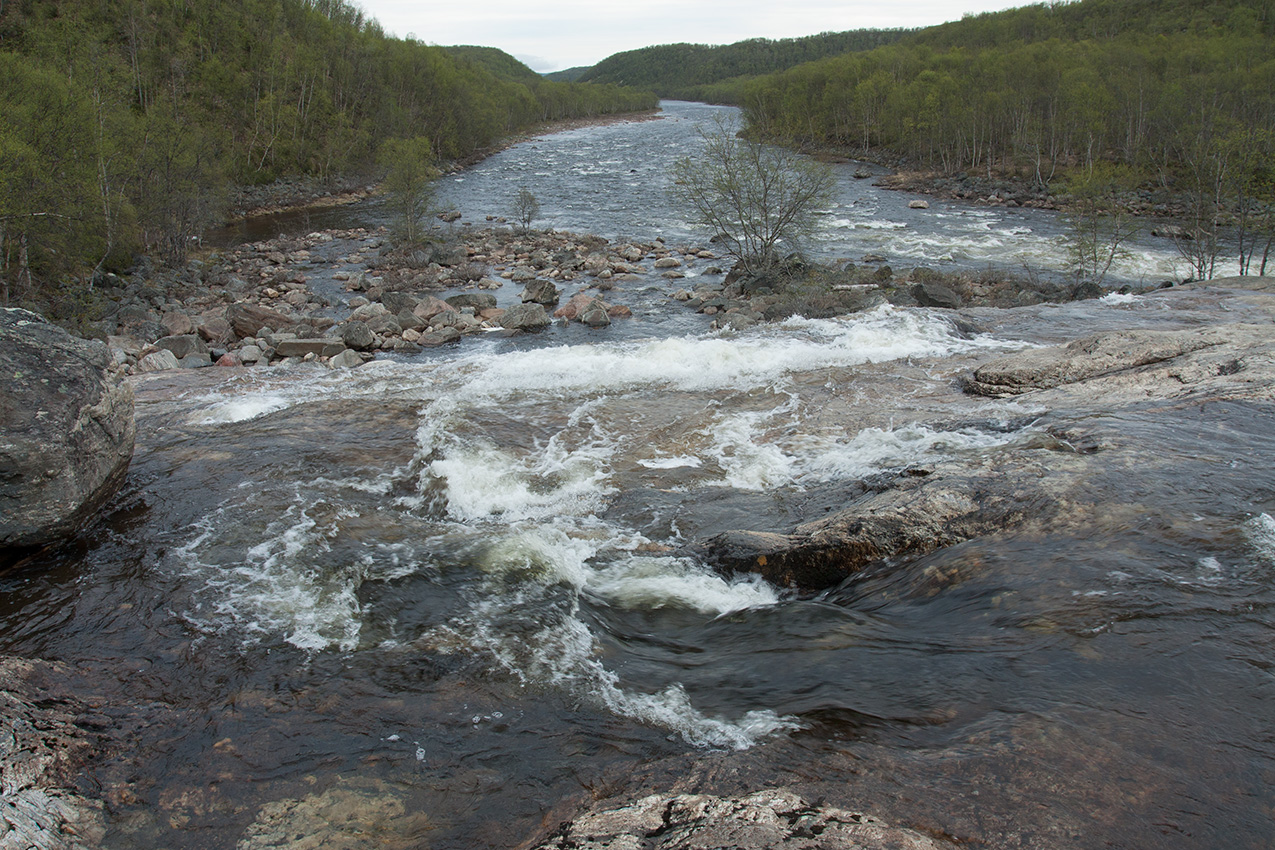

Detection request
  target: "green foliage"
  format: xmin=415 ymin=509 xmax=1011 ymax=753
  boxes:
xmin=580 ymin=30 xmax=913 ymax=101
xmin=1062 ymin=163 xmax=1141 ymax=285
xmin=0 ymin=0 xmax=656 ymax=305
xmin=514 ymin=188 xmax=540 ymax=234
xmin=379 ymin=137 xmax=437 ymax=246
xmin=672 ymin=119 xmax=835 ymax=274
xmin=737 ymin=0 xmax=1275 ymax=280
xmin=446 ymin=46 xmax=541 ymax=81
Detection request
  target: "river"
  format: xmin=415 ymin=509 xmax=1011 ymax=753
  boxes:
xmin=1 ymin=102 xmax=1272 ymax=849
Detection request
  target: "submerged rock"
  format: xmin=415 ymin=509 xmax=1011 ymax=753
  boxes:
xmin=0 ymin=309 xmax=135 ymax=551
xmin=237 ymin=777 xmax=432 ymax=850
xmin=526 ymin=789 xmax=949 ymax=850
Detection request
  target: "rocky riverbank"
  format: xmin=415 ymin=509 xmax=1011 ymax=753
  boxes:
xmin=90 ymin=225 xmax=716 ymax=375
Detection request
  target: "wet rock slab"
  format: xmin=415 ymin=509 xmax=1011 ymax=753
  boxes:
xmin=524 ymin=789 xmax=950 ymax=850
xmin=0 ymin=657 xmax=105 ymax=850
xmin=701 ymin=281 xmax=1275 ymax=590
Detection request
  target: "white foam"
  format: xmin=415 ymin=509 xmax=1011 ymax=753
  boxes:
xmin=440 ymin=305 xmax=1000 ymax=401
xmin=708 ymin=411 xmax=796 ymax=491
xmin=1100 ymin=292 xmax=1138 ymax=305
xmin=434 ymin=592 xmax=797 ymax=750
xmin=190 ymin=393 xmax=292 ymax=424
xmin=175 ymin=499 xmax=366 ymax=651
xmin=429 ymin=435 xmax=615 ymax=523
xmin=794 ymin=422 xmax=1026 ymax=483
xmin=638 ymin=455 xmax=703 ymax=469
xmin=587 ymin=556 xmax=780 ymax=615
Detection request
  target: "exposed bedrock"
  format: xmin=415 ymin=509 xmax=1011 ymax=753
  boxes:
xmin=701 ymin=313 xmax=1275 ymax=590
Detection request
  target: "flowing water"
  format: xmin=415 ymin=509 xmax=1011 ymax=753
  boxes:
xmin=2 ymin=103 xmax=1272 ymax=849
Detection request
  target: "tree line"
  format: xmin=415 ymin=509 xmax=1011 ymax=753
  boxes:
xmin=736 ymin=0 xmax=1275 ymax=275
xmin=575 ymin=29 xmax=912 ymax=101
xmin=0 ymin=0 xmax=656 ymax=313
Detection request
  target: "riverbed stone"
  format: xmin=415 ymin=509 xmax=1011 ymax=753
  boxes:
xmin=226 ymin=303 xmax=293 ymax=339
xmin=237 ymin=777 xmax=431 ymax=850
xmin=273 ymin=338 xmax=347 ymax=358
xmin=417 ymin=327 xmax=462 ymax=346
xmin=1 ymin=309 xmax=135 ymax=550
xmin=911 ymin=281 xmax=962 ymax=309
xmin=137 ymin=349 xmax=181 ymax=372
xmin=499 ymin=302 xmax=552 ymax=332
xmin=446 ymin=292 xmax=498 ymax=311
xmin=521 ymin=279 xmax=560 ymax=306
xmin=156 ymin=333 xmax=208 ymax=360
xmin=340 ymin=320 xmax=376 ymax=351
xmin=526 ymin=789 xmax=949 ymax=850
xmin=327 ymin=348 xmax=365 ymax=369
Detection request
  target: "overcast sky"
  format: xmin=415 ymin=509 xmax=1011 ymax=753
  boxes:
xmin=357 ymin=1 xmax=1033 ymax=72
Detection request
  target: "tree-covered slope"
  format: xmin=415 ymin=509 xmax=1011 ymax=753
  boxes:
xmin=445 ymin=45 xmax=542 ymax=81
xmin=0 ymin=0 xmax=655 ymax=310
xmin=739 ymin=0 xmax=1275 ymax=184
xmin=578 ymin=29 xmax=911 ymax=100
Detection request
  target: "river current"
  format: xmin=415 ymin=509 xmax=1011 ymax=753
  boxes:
xmin=2 ymin=102 xmax=1272 ymax=849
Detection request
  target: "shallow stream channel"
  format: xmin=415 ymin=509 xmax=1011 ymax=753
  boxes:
xmin=2 ymin=102 xmax=1272 ymax=849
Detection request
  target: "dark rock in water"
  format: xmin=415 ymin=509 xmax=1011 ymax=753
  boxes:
xmin=0 ymin=309 xmax=135 ymax=551
xmin=340 ymin=320 xmax=376 ymax=351
xmin=526 ymin=789 xmax=949 ymax=850
xmin=500 ymin=303 xmax=552 ymax=332
xmin=911 ymin=281 xmax=962 ymax=309
xmin=273 ymin=339 xmax=347 ymax=358
xmin=226 ymin=302 xmax=294 ymax=339
xmin=1071 ymin=281 xmax=1105 ymax=300
xmin=700 ymin=451 xmax=1079 ymax=590
xmin=701 ymin=311 xmax=1275 ymax=591
xmin=445 ymin=292 xmax=498 ymax=312
xmin=417 ymin=327 xmax=462 ymax=346
xmin=521 ymin=279 xmax=560 ymax=306
xmin=0 ymin=657 xmax=106 ymax=850
xmin=381 ymin=290 xmax=419 ymax=315
xmin=155 ymin=333 xmax=208 ymax=361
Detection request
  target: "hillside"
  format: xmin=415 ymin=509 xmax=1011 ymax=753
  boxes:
xmin=737 ymin=0 xmax=1273 ymax=266
xmin=578 ymin=30 xmax=911 ymax=101
xmin=0 ymin=0 xmax=655 ymax=317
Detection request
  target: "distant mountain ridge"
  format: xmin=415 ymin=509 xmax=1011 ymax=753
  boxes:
xmin=570 ymin=30 xmax=912 ymax=100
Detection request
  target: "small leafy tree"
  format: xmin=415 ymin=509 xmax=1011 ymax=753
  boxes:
xmin=672 ymin=117 xmax=834 ymax=275
xmin=514 ymin=186 xmax=540 ymax=234
xmin=1063 ymin=162 xmax=1141 ymax=287
xmin=379 ymin=136 xmax=437 ymax=246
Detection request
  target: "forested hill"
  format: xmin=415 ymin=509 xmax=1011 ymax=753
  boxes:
xmin=0 ymin=0 xmax=655 ymax=311
xmin=576 ymin=29 xmax=912 ymax=101
xmin=738 ymin=0 xmax=1275 ymax=196
xmin=444 ymin=45 xmax=541 ymax=81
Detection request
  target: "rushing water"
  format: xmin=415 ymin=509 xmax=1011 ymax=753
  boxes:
xmin=2 ymin=104 xmax=1273 ymax=849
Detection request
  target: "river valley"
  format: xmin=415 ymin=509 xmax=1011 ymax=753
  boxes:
xmin=2 ymin=102 xmax=1273 ymax=850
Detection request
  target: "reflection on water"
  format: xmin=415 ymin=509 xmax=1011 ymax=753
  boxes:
xmin=0 ymin=110 xmax=1272 ymax=850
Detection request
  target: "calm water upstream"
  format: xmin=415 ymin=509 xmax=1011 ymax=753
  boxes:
xmin=1 ymin=103 xmax=1271 ymax=849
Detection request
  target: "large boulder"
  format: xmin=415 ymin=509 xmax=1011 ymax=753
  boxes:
xmin=521 ymin=279 xmax=560 ymax=306
xmin=0 ymin=309 xmax=135 ymax=550
xmin=445 ymin=292 xmax=498 ymax=312
xmin=499 ymin=303 xmax=552 ymax=332
xmin=226 ymin=302 xmax=293 ymax=339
